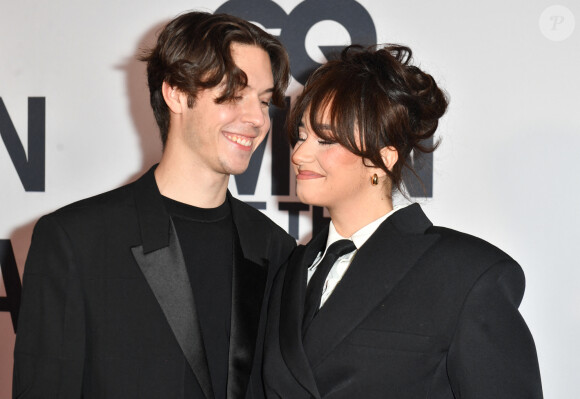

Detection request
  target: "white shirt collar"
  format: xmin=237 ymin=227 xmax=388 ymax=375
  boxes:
xmin=308 ymin=205 xmax=408 ymax=303
xmin=323 ymin=205 xmax=402 ymax=255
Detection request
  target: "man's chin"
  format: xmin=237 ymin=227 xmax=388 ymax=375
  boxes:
xmin=226 ymin=163 xmax=252 ymax=176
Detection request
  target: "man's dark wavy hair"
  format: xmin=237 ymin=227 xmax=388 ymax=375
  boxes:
xmin=140 ymin=11 xmax=290 ymax=147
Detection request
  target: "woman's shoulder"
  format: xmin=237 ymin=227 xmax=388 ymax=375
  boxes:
xmin=428 ymin=225 xmax=511 ymax=259
xmin=422 ymin=225 xmax=523 ymax=281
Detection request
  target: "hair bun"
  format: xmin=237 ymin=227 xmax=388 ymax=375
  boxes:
xmin=289 ymin=43 xmax=448 ymax=196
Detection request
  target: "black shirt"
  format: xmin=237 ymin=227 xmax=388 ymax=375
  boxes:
xmin=163 ymin=196 xmax=234 ymax=399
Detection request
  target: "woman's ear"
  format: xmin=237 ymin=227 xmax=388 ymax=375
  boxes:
xmin=161 ymin=81 xmax=184 ymax=114
xmin=380 ymin=146 xmax=398 ymax=172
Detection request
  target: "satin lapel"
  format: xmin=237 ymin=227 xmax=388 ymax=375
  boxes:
xmin=226 ymin=230 xmax=267 ymax=398
xmin=279 ymin=230 xmax=328 ymax=398
xmin=303 ymin=207 xmax=440 ymax=368
xmin=132 ymin=221 xmax=215 ymax=399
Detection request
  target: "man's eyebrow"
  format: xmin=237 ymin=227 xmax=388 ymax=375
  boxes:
xmin=241 ymin=85 xmax=275 ymax=97
xmin=259 ymin=87 xmax=274 ymax=96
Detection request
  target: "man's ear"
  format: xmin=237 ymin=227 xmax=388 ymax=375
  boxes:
xmin=162 ymin=81 xmax=184 ymax=114
xmin=380 ymin=146 xmax=398 ymax=172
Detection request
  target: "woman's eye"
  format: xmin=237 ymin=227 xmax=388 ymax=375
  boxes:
xmin=318 ymin=140 xmax=336 ymax=145
xmin=296 ymin=129 xmax=307 ymax=142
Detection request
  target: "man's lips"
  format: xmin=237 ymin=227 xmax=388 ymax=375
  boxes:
xmin=223 ymin=132 xmax=254 ymax=149
xmin=296 ymin=170 xmax=324 ymax=180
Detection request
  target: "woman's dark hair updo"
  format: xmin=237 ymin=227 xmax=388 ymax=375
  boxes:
xmin=288 ymin=44 xmax=449 ymax=196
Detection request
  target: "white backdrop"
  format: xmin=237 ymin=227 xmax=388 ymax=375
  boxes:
xmin=1 ymin=1 xmax=579 ymax=397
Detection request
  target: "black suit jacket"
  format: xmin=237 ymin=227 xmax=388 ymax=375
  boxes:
xmin=263 ymin=204 xmax=542 ymax=398
xmin=13 ymin=166 xmax=295 ymax=399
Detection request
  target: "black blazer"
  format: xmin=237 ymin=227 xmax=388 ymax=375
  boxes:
xmin=13 ymin=166 xmax=295 ymax=399
xmin=263 ymin=204 xmax=542 ymax=398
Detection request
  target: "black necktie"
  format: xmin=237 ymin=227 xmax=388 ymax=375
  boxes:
xmin=302 ymin=239 xmax=356 ymax=334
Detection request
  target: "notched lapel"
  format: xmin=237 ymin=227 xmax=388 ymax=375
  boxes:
xmin=279 ymin=237 xmax=326 ymax=398
xmin=227 ymin=233 xmax=267 ymax=398
xmin=304 ymin=210 xmax=440 ymax=368
xmin=131 ymin=222 xmax=214 ymax=399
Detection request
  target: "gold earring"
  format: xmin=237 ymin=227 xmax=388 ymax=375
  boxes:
xmin=371 ymin=174 xmax=379 ymax=186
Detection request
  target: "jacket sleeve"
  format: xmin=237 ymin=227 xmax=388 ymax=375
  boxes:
xmin=447 ymin=259 xmax=543 ymax=398
xmin=13 ymin=215 xmax=85 ymax=398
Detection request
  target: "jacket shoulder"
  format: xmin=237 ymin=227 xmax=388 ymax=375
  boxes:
xmin=230 ymin=197 xmax=293 ymax=240
xmin=427 ymin=225 xmax=514 ymax=264
xmin=422 ymin=225 xmax=525 ymax=293
xmin=229 ymin=197 xmax=296 ymax=265
xmin=38 ymin=181 xmax=138 ymax=236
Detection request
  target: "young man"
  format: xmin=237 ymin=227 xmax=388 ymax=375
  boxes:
xmin=13 ymin=12 xmax=295 ymax=399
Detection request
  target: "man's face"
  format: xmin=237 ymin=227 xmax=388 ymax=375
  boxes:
xmin=179 ymin=43 xmax=274 ymax=177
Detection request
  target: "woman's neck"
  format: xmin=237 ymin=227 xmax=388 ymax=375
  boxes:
xmin=328 ymin=198 xmax=393 ymax=238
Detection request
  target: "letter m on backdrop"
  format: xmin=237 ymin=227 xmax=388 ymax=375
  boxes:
xmin=0 ymin=97 xmax=45 ymax=191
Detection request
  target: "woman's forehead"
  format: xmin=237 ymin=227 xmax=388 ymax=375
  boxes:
xmin=301 ymin=100 xmax=334 ymax=124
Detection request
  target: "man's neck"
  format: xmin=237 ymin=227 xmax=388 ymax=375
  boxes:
xmin=154 ymin=154 xmax=230 ymax=209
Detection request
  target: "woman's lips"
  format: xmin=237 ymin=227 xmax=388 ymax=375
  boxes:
xmin=296 ymin=170 xmax=324 ymax=180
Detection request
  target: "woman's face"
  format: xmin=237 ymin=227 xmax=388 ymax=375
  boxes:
xmin=291 ymin=109 xmax=376 ymax=213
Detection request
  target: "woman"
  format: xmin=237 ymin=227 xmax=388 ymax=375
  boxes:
xmin=263 ymin=45 xmax=543 ymax=398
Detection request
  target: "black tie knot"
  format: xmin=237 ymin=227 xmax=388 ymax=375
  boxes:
xmin=302 ymin=239 xmax=356 ymax=334
xmin=325 ymin=239 xmax=357 ymax=260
